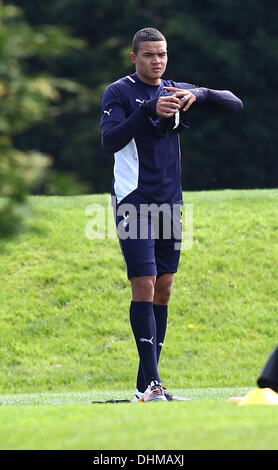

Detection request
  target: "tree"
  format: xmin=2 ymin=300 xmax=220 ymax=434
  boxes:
xmin=8 ymin=0 xmax=278 ymax=193
xmin=0 ymin=2 xmax=84 ymax=236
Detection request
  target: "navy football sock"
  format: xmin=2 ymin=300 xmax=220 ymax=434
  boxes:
xmin=136 ymin=303 xmax=168 ymax=392
xmin=153 ymin=304 xmax=168 ymax=364
xmin=136 ymin=362 xmax=146 ymax=393
xmin=130 ymin=301 xmax=160 ymax=387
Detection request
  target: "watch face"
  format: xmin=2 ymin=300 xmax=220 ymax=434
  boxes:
xmin=141 ymin=101 xmax=149 ymax=116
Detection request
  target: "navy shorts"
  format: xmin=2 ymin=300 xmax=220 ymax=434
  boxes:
xmin=115 ymin=204 xmax=182 ymax=280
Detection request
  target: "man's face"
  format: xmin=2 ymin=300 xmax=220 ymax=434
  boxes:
xmin=130 ymin=40 xmax=168 ymax=85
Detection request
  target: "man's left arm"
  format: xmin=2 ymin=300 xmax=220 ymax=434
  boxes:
xmin=164 ymin=86 xmax=243 ymax=114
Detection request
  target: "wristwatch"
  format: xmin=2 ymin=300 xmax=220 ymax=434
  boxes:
xmin=140 ymin=100 xmax=151 ymax=117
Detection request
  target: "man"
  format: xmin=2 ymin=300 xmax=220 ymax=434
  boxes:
xmin=100 ymin=28 xmax=243 ymax=402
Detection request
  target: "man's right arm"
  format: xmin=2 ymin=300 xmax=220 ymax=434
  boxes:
xmin=100 ymin=84 xmax=183 ymax=153
xmin=100 ymin=85 xmax=158 ymax=153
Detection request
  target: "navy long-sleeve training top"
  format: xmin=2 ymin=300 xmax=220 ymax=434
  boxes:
xmin=100 ymin=73 xmax=243 ymax=207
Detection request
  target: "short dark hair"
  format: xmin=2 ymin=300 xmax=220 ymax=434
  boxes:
xmin=132 ymin=28 xmax=166 ymax=55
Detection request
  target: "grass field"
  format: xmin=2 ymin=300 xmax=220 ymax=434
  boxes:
xmin=0 ymin=386 xmax=277 ymax=450
xmin=0 ymin=189 xmax=278 ymax=450
xmin=1 ymin=387 xmax=278 ymax=450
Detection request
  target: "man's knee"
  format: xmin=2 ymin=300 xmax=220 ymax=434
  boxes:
xmin=154 ymin=274 xmax=174 ymax=305
xmin=131 ymin=275 xmax=156 ymax=302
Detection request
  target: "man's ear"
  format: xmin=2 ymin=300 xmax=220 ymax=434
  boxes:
xmin=130 ymin=52 xmax=137 ymax=64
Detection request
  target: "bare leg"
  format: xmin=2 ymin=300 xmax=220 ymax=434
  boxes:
xmin=153 ymin=273 xmax=174 ymax=305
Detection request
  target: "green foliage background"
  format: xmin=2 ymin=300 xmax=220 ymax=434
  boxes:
xmin=0 ymin=2 xmax=87 ymax=235
xmin=8 ymin=0 xmax=278 ymax=194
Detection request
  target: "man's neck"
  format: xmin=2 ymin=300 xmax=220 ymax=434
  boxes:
xmin=136 ymin=71 xmax=161 ymax=86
